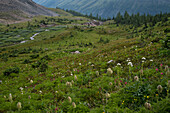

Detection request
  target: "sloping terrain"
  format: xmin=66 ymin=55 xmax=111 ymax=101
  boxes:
xmin=33 ymin=0 xmax=170 ymax=17
xmin=0 ymin=0 xmax=58 ymax=24
xmin=0 ymin=12 xmax=169 ymax=112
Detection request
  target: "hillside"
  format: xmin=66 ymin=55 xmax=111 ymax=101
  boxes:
xmin=33 ymin=0 xmax=170 ymax=18
xmin=0 ymin=10 xmax=169 ymax=112
xmin=0 ymin=0 xmax=58 ymax=24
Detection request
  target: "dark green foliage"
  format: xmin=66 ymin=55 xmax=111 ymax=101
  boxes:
xmin=115 ymin=12 xmax=169 ymax=27
xmin=23 ymin=59 xmax=31 ymax=64
xmin=30 ymin=54 xmax=39 ymax=59
xmin=3 ymin=67 xmax=20 ymax=76
xmin=32 ymin=59 xmax=48 ymax=72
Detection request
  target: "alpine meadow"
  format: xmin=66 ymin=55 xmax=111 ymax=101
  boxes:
xmin=0 ymin=0 xmax=170 ymax=113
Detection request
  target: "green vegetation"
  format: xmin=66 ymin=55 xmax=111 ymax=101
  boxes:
xmin=0 ymin=10 xmax=169 ymax=113
xmin=33 ymin=0 xmax=170 ymax=18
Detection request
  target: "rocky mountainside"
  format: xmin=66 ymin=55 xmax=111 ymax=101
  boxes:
xmin=33 ymin=0 xmax=170 ymax=18
xmin=0 ymin=0 xmax=58 ymax=23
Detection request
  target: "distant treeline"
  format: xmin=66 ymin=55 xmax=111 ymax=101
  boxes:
xmin=64 ymin=9 xmax=106 ymax=21
xmin=58 ymin=7 xmax=170 ymax=26
xmin=114 ymin=11 xmax=170 ymax=27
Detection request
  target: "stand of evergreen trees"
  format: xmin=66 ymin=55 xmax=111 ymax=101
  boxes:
xmin=114 ymin=11 xmax=169 ymax=27
xmin=59 ymin=7 xmax=169 ymax=25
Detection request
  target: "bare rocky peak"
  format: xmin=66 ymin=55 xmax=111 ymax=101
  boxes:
xmin=0 ymin=0 xmax=58 ymax=23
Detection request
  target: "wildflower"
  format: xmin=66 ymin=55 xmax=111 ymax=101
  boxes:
xmin=72 ymin=102 xmax=76 ymax=108
xmin=124 ymin=46 xmax=126 ymax=48
xmin=147 ymin=96 xmax=149 ymax=99
xmin=66 ymin=82 xmax=72 ymax=87
xmin=55 ymin=91 xmax=58 ymax=93
xmin=127 ymin=62 xmax=133 ymax=67
xmin=144 ymin=95 xmax=146 ymax=98
xmin=165 ymin=65 xmax=169 ymax=71
xmin=17 ymin=102 xmax=22 ymax=110
xmin=161 ymin=73 xmax=163 ymax=75
xmin=168 ymin=80 xmax=170 ymax=88
xmin=125 ymin=82 xmax=127 ymax=85
xmin=142 ymin=60 xmax=145 ymax=63
xmin=160 ymin=64 xmax=163 ymax=66
xmin=9 ymin=93 xmax=13 ymax=103
xmin=144 ymin=102 xmax=151 ymax=110
xmin=55 ymin=107 xmax=58 ymax=111
xmin=4 ymin=95 xmax=6 ymax=98
xmin=28 ymin=95 xmax=31 ymax=99
xmin=19 ymin=87 xmax=23 ymax=91
xmin=68 ymin=96 xmax=72 ymax=103
xmin=39 ymin=90 xmax=42 ymax=94
xmin=0 ymin=80 xmax=2 ymax=83
xmin=156 ymin=68 xmax=158 ymax=71
xmin=126 ymin=58 xmax=131 ymax=62
xmin=142 ymin=57 xmax=146 ymax=60
xmin=30 ymin=80 xmax=33 ymax=83
xmin=122 ymin=103 xmax=124 ymax=104
xmin=74 ymin=75 xmax=77 ymax=81
xmin=150 ymin=59 xmax=153 ymax=62
xmin=109 ymin=82 xmax=113 ymax=86
xmin=106 ymin=93 xmax=110 ymax=98
xmin=107 ymin=60 xmax=113 ymax=64
xmin=96 ymin=71 xmax=99 ymax=76
xmin=71 ymin=80 xmax=74 ymax=84
xmin=117 ymin=63 xmax=121 ymax=66
xmin=79 ymin=63 xmax=81 ymax=65
xmin=71 ymin=73 xmax=73 ymax=76
xmin=134 ymin=76 xmax=139 ymax=81
xmin=157 ymin=85 xmax=163 ymax=93
xmin=156 ymin=94 xmax=158 ymax=96
xmin=107 ymin=68 xmax=113 ymax=75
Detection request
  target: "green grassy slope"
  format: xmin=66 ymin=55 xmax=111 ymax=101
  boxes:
xmin=0 ymin=14 xmax=169 ymax=112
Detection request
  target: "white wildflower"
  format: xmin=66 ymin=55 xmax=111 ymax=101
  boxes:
xmin=107 ymin=60 xmax=113 ymax=64
xmin=106 ymin=93 xmax=110 ymax=98
xmin=39 ymin=90 xmax=42 ymax=94
xmin=30 ymin=80 xmax=33 ymax=84
xmin=128 ymin=62 xmax=133 ymax=67
xmin=142 ymin=57 xmax=146 ymax=60
xmin=96 ymin=71 xmax=99 ymax=76
xmin=17 ymin=102 xmax=22 ymax=110
xmin=117 ymin=63 xmax=121 ymax=66
xmin=72 ymin=102 xmax=76 ymax=108
xmin=74 ymin=75 xmax=77 ymax=81
xmin=134 ymin=76 xmax=139 ymax=81
xmin=19 ymin=87 xmax=23 ymax=91
xmin=68 ymin=96 xmax=72 ymax=103
xmin=9 ymin=93 xmax=13 ymax=102
xmin=107 ymin=68 xmax=113 ymax=75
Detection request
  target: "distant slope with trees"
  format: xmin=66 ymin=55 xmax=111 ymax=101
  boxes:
xmin=33 ymin=0 xmax=170 ymax=18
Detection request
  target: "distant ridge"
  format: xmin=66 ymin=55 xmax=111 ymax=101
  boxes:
xmin=33 ymin=0 xmax=170 ymax=18
xmin=0 ymin=0 xmax=58 ymax=24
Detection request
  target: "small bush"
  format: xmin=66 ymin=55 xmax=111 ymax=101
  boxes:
xmin=3 ymin=67 xmax=20 ymax=76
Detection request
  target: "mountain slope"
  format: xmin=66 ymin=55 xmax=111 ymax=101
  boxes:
xmin=33 ymin=0 xmax=170 ymax=17
xmin=0 ymin=0 xmax=58 ymax=23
